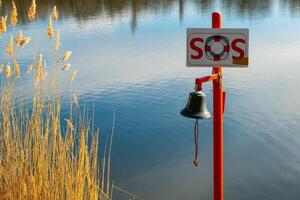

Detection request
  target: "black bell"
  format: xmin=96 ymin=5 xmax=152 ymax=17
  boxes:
xmin=180 ymin=91 xmax=211 ymax=119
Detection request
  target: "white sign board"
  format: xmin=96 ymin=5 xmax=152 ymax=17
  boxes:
xmin=187 ymin=28 xmax=249 ymax=67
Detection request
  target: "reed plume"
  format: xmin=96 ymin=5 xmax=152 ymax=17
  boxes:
xmin=63 ymin=51 xmax=72 ymax=61
xmin=64 ymin=119 xmax=74 ymax=130
xmin=72 ymin=93 xmax=79 ymax=105
xmin=13 ymin=59 xmax=21 ymax=78
xmin=55 ymin=30 xmax=60 ymax=51
xmin=35 ymin=54 xmax=43 ymax=83
xmin=0 ymin=16 xmax=7 ymax=33
xmin=28 ymin=0 xmax=36 ymax=21
xmin=62 ymin=63 xmax=71 ymax=71
xmin=10 ymin=1 xmax=18 ymax=26
xmin=27 ymin=64 xmax=33 ymax=74
xmin=52 ymin=5 xmax=58 ymax=21
xmin=6 ymin=35 xmax=14 ymax=57
xmin=15 ymin=30 xmax=23 ymax=46
xmin=20 ymin=37 xmax=31 ymax=47
xmin=42 ymin=65 xmax=48 ymax=80
xmin=70 ymin=70 xmax=77 ymax=84
xmin=47 ymin=16 xmax=53 ymax=39
xmin=5 ymin=63 xmax=12 ymax=78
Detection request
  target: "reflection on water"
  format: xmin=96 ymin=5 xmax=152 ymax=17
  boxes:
xmin=1 ymin=0 xmax=300 ymax=199
xmin=222 ymin=0 xmax=272 ymax=18
xmin=1 ymin=0 xmax=300 ymax=31
xmin=281 ymin=0 xmax=300 ymax=16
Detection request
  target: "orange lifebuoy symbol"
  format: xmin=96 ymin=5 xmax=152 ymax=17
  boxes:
xmin=205 ymin=35 xmax=230 ymax=61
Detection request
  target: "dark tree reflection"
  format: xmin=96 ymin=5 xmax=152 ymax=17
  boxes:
xmin=280 ymin=0 xmax=300 ymax=16
xmin=0 ymin=0 xmax=299 ymax=31
xmin=179 ymin=0 xmax=185 ymax=23
xmin=222 ymin=0 xmax=272 ymax=19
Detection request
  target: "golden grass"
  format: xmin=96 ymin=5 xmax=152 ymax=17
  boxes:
xmin=47 ymin=17 xmax=53 ymax=39
xmin=0 ymin=16 xmax=7 ymax=33
xmin=4 ymin=64 xmax=12 ymax=78
xmin=28 ymin=0 xmax=36 ymax=21
xmin=10 ymin=1 xmax=18 ymax=26
xmin=63 ymin=51 xmax=72 ymax=62
xmin=0 ymin=79 xmax=107 ymax=199
xmin=52 ymin=6 xmax=58 ymax=21
xmin=0 ymin=1 xmax=116 ymax=200
xmin=6 ymin=36 xmax=14 ymax=57
xmin=54 ymin=30 xmax=60 ymax=51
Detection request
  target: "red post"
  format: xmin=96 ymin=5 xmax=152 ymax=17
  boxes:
xmin=212 ymin=12 xmax=224 ymax=200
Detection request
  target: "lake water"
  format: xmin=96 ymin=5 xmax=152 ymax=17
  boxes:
xmin=1 ymin=0 xmax=300 ymax=199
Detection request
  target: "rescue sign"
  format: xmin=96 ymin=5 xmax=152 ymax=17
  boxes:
xmin=187 ymin=28 xmax=249 ymax=67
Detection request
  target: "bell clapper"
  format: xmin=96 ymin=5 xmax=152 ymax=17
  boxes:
xmin=194 ymin=119 xmax=200 ymax=167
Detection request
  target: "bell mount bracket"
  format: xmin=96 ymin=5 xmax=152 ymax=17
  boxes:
xmin=195 ymin=73 xmax=219 ymax=91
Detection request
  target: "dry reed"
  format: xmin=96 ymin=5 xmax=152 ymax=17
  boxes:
xmin=47 ymin=16 xmax=53 ymax=39
xmin=6 ymin=36 xmax=14 ymax=57
xmin=27 ymin=64 xmax=33 ymax=74
xmin=52 ymin=6 xmax=58 ymax=21
xmin=4 ymin=64 xmax=12 ymax=78
xmin=0 ymin=2 xmax=116 ymax=200
xmin=62 ymin=63 xmax=71 ymax=71
xmin=13 ymin=60 xmax=21 ymax=78
xmin=0 ymin=76 xmax=109 ymax=199
xmin=20 ymin=37 xmax=31 ymax=48
xmin=55 ymin=30 xmax=60 ymax=51
xmin=15 ymin=30 xmax=23 ymax=46
xmin=10 ymin=1 xmax=18 ymax=26
xmin=63 ymin=51 xmax=72 ymax=62
xmin=69 ymin=70 xmax=77 ymax=84
xmin=28 ymin=0 xmax=36 ymax=21
xmin=0 ymin=16 xmax=7 ymax=33
xmin=72 ymin=93 xmax=79 ymax=106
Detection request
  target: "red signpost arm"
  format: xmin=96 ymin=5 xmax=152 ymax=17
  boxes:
xmin=195 ymin=74 xmax=219 ymax=91
xmin=212 ymin=11 xmax=224 ymax=200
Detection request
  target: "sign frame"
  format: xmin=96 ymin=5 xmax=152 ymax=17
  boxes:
xmin=186 ymin=28 xmax=249 ymax=67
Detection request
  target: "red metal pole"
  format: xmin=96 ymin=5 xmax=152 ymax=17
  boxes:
xmin=212 ymin=12 xmax=224 ymax=200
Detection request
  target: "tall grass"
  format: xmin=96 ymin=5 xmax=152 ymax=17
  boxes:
xmin=0 ymin=1 xmax=114 ymax=199
xmin=0 ymin=78 xmax=109 ymax=199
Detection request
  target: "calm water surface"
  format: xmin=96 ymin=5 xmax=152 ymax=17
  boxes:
xmin=1 ymin=0 xmax=300 ymax=199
